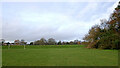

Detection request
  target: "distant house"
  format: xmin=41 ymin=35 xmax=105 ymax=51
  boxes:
xmin=77 ymin=41 xmax=81 ymax=45
xmin=20 ymin=39 xmax=27 ymax=45
xmin=3 ymin=43 xmax=7 ymax=46
xmin=14 ymin=40 xmax=27 ymax=45
xmin=14 ymin=40 xmax=20 ymax=45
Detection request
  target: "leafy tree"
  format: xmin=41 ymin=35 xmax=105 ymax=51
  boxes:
xmin=70 ymin=41 xmax=74 ymax=45
xmin=57 ymin=41 xmax=62 ymax=45
xmin=39 ymin=38 xmax=47 ymax=45
xmin=66 ymin=42 xmax=70 ymax=45
xmin=83 ymin=1 xmax=120 ymax=49
xmin=83 ymin=25 xmax=101 ymax=48
xmin=48 ymin=38 xmax=56 ymax=45
xmin=34 ymin=40 xmax=40 ymax=45
xmin=74 ymin=40 xmax=79 ymax=44
xmin=34 ymin=38 xmax=47 ymax=45
xmin=30 ymin=42 xmax=34 ymax=45
xmin=0 ymin=39 xmax=5 ymax=45
xmin=6 ymin=42 xmax=10 ymax=46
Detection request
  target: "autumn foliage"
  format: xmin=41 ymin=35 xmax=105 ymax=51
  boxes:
xmin=83 ymin=1 xmax=120 ymax=49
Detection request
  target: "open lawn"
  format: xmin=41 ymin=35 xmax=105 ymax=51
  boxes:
xmin=2 ymin=45 xmax=118 ymax=66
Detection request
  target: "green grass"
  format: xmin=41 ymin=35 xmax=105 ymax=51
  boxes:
xmin=0 ymin=46 xmax=2 ymax=68
xmin=2 ymin=45 xmax=118 ymax=66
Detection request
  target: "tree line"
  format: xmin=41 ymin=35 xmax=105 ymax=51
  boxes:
xmin=83 ymin=1 xmax=120 ymax=49
xmin=0 ymin=38 xmax=81 ymax=46
xmin=32 ymin=38 xmax=81 ymax=45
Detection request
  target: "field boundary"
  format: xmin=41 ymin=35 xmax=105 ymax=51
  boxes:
xmin=1 ymin=66 xmax=119 ymax=68
xmin=0 ymin=46 xmax=2 ymax=68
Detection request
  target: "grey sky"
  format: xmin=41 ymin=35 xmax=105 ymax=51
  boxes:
xmin=1 ymin=1 xmax=119 ymax=42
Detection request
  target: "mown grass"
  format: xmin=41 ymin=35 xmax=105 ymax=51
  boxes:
xmin=2 ymin=45 xmax=118 ymax=66
xmin=0 ymin=46 xmax=2 ymax=67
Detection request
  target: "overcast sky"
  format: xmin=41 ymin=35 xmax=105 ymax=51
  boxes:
xmin=1 ymin=1 xmax=119 ymax=42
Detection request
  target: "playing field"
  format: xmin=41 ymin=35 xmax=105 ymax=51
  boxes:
xmin=2 ymin=45 xmax=118 ymax=66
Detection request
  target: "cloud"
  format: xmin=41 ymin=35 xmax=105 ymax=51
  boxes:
xmin=107 ymin=0 xmax=119 ymax=14
xmin=2 ymin=12 xmax=91 ymax=42
xmin=2 ymin=2 xmax=117 ymax=42
xmin=1 ymin=0 xmax=118 ymax=2
xmin=76 ymin=2 xmax=98 ymax=19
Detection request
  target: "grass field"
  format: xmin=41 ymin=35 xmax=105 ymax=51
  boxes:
xmin=2 ymin=45 xmax=118 ymax=66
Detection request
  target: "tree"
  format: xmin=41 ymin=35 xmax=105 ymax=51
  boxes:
xmin=39 ymin=38 xmax=47 ymax=45
xmin=66 ymin=42 xmax=70 ymax=45
xmin=108 ymin=2 xmax=120 ymax=36
xmin=57 ymin=41 xmax=62 ymax=45
xmin=34 ymin=40 xmax=40 ymax=45
xmin=70 ymin=41 xmax=74 ymax=45
xmin=6 ymin=42 xmax=10 ymax=46
xmin=62 ymin=41 xmax=66 ymax=45
xmin=83 ymin=1 xmax=120 ymax=49
xmin=48 ymin=38 xmax=56 ymax=45
xmin=30 ymin=42 xmax=33 ymax=45
xmin=34 ymin=38 xmax=47 ymax=45
xmin=83 ymin=25 xmax=101 ymax=44
xmin=74 ymin=40 xmax=79 ymax=44
xmin=0 ymin=39 xmax=5 ymax=45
